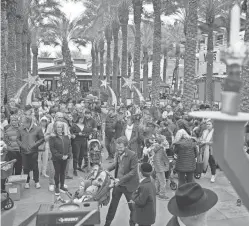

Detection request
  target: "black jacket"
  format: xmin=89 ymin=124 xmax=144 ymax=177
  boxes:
xmin=131 ymin=177 xmax=157 ymax=225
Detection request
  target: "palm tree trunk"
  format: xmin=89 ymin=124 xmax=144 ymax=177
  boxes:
xmin=27 ymin=30 xmax=32 ymax=73
xmin=1 ymin=0 xmax=7 ymax=104
xmin=163 ymin=47 xmax=168 ymax=82
xmin=112 ymin=19 xmax=120 ymax=96
xmin=99 ymin=38 xmax=105 ymax=81
xmin=241 ymin=0 xmax=249 ymax=111
xmin=143 ymin=47 xmax=149 ymax=100
xmin=174 ymin=43 xmax=180 ymax=92
xmin=31 ymin=44 xmax=38 ymax=76
xmin=95 ymin=42 xmax=99 ymax=91
xmin=133 ymin=0 xmax=143 ymax=104
xmin=128 ymin=51 xmax=132 ymax=78
xmin=16 ymin=0 xmax=24 ymax=90
xmin=105 ymin=25 xmax=112 ymax=83
xmin=22 ymin=19 xmax=28 ymax=79
xmin=182 ymin=0 xmax=198 ymax=110
xmin=6 ymin=0 xmax=17 ymax=100
xmin=91 ymin=42 xmax=97 ymax=91
xmin=151 ymin=0 xmax=161 ymax=106
xmin=205 ymin=21 xmax=214 ymax=104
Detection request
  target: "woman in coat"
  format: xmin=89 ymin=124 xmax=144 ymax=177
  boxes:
xmin=49 ymin=121 xmax=72 ymax=196
xmin=174 ymin=137 xmax=198 ymax=187
xmin=122 ymin=116 xmax=139 ymax=157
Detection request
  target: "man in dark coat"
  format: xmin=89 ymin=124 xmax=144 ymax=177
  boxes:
xmin=104 ymin=136 xmax=139 ymax=226
xmin=131 ymin=162 xmax=156 ymax=226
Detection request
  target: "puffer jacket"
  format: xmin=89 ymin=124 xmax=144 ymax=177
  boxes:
xmin=174 ymin=138 xmax=198 ymax=173
xmin=4 ymin=125 xmax=20 ymax=152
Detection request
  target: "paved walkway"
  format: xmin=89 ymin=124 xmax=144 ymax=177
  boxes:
xmin=8 ymin=156 xmax=249 ymax=226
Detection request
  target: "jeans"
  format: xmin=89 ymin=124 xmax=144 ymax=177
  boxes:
xmin=209 ymin=155 xmax=216 ymax=175
xmin=155 ymin=172 xmax=167 ymax=196
xmin=178 ymin=172 xmax=194 ymax=187
xmin=105 ymin=133 xmax=114 ymax=158
xmin=105 ymin=186 xmax=135 ymax=226
xmin=72 ymin=139 xmax=88 ymax=170
xmin=65 ymin=157 xmax=72 ymax=176
xmin=22 ymin=152 xmax=39 ymax=183
xmin=6 ymin=151 xmax=22 ymax=175
xmin=53 ymin=159 xmax=67 ymax=188
xmin=38 ymin=147 xmax=48 ymax=175
xmin=48 ymin=152 xmax=55 ymax=185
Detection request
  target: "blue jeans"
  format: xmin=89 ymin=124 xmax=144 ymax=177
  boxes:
xmin=155 ymin=172 xmax=167 ymax=196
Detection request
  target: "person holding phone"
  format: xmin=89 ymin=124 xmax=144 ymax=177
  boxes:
xmin=49 ymin=121 xmax=72 ymax=196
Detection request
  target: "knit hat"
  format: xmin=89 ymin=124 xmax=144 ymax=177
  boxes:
xmin=40 ymin=116 xmax=49 ymax=122
xmin=140 ymin=163 xmax=153 ymax=177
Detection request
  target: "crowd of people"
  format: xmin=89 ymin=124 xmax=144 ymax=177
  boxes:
xmin=2 ymin=94 xmax=245 ymax=226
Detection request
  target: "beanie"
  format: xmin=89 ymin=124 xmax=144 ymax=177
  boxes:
xmin=140 ymin=163 xmax=153 ymax=178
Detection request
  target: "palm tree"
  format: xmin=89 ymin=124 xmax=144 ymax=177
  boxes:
xmin=118 ymin=0 xmax=130 ymax=101
xmin=112 ymin=14 xmax=120 ymax=96
xmin=91 ymin=41 xmax=98 ymax=91
xmin=1 ymin=0 xmax=7 ymax=104
xmin=105 ymin=24 xmax=113 ymax=83
xmin=151 ymin=0 xmax=162 ymax=106
xmin=241 ymin=0 xmax=249 ymax=111
xmin=6 ymin=0 xmax=17 ymax=100
xmin=95 ymin=41 xmax=100 ymax=88
xmin=98 ymin=36 xmax=105 ymax=81
xmin=132 ymin=0 xmax=143 ymax=104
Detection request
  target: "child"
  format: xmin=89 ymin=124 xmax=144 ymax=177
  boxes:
xmin=88 ymin=139 xmax=103 ymax=167
xmin=131 ymin=163 xmax=156 ymax=226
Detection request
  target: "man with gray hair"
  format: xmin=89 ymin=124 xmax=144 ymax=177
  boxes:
xmin=17 ymin=116 xmax=44 ymax=189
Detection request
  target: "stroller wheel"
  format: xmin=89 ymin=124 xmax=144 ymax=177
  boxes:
xmin=4 ymin=198 xmax=14 ymax=210
xmin=170 ymin=182 xmax=177 ymax=191
xmin=194 ymin=173 xmax=201 ymax=179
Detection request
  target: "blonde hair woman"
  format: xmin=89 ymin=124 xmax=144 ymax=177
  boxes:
xmin=49 ymin=121 xmax=72 ymax=196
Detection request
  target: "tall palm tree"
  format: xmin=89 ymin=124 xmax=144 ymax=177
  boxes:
xmin=105 ymin=24 xmax=113 ymax=83
xmin=98 ymin=36 xmax=105 ymax=81
xmin=151 ymin=0 xmax=162 ymax=106
xmin=118 ymin=0 xmax=130 ymax=102
xmin=95 ymin=41 xmax=100 ymax=87
xmin=1 ymin=0 xmax=7 ymax=104
xmin=91 ymin=41 xmax=98 ymax=91
xmin=132 ymin=0 xmax=143 ymax=104
xmin=112 ymin=15 xmax=120 ymax=96
xmin=6 ymin=0 xmax=17 ymax=100
xmin=241 ymin=0 xmax=249 ymax=111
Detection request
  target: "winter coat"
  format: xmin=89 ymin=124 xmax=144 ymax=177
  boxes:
xmin=16 ymin=120 xmax=45 ymax=155
xmin=132 ymin=177 xmax=157 ymax=225
xmin=122 ymin=124 xmax=139 ymax=154
xmin=174 ymin=138 xmax=198 ymax=173
xmin=114 ymin=120 xmax=125 ymax=139
xmin=49 ymin=135 xmax=72 ymax=161
xmin=105 ymin=114 xmax=117 ymax=136
xmin=4 ymin=125 xmax=20 ymax=152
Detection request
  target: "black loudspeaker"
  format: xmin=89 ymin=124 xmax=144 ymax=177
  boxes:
xmin=36 ymin=202 xmax=100 ymax=226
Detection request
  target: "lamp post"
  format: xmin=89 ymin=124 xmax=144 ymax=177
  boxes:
xmin=190 ymin=4 xmax=249 ymax=210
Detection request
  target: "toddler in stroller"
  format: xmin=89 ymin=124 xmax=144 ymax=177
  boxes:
xmin=88 ymin=139 xmax=103 ymax=167
xmin=73 ymin=164 xmax=112 ymax=206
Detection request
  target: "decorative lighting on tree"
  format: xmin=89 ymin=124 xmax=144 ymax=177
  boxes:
xmin=56 ymin=69 xmax=82 ymax=101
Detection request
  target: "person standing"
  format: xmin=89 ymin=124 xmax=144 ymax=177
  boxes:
xmin=49 ymin=121 xmax=72 ymax=196
xmin=17 ymin=116 xmax=44 ymax=189
xmin=131 ymin=162 xmax=156 ymax=226
xmin=4 ymin=115 xmax=22 ymax=175
xmin=104 ymin=136 xmax=139 ymax=226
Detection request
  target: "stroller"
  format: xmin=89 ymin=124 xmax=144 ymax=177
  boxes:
xmin=1 ymin=159 xmax=16 ymax=210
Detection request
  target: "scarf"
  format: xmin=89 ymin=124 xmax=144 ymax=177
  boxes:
xmin=125 ymin=124 xmax=134 ymax=141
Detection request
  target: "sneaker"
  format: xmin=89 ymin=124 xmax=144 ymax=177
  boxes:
xmin=55 ymin=188 xmax=60 ymax=196
xmin=42 ymin=173 xmax=49 ymax=178
xmin=65 ymin=175 xmax=73 ymax=179
xmin=35 ymin=182 xmax=41 ymax=189
xmin=158 ymin=195 xmax=169 ymax=201
xmin=25 ymin=183 xmax=30 ymax=189
xmin=60 ymin=186 xmax=68 ymax=193
xmin=49 ymin=185 xmax=55 ymax=192
xmin=73 ymin=170 xmax=78 ymax=176
xmin=64 ymin=184 xmax=68 ymax=189
xmin=211 ymin=175 xmax=216 ymax=183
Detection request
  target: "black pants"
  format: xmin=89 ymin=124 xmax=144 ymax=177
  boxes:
xmin=72 ymin=139 xmax=88 ymax=170
xmin=178 ymin=172 xmax=194 ymax=187
xmin=6 ymin=151 xmax=22 ymax=175
xmin=105 ymin=133 xmax=114 ymax=158
xmin=53 ymin=159 xmax=67 ymax=188
xmin=209 ymin=154 xmax=216 ymax=175
xmin=105 ymin=186 xmax=135 ymax=226
xmin=22 ymin=152 xmax=39 ymax=183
